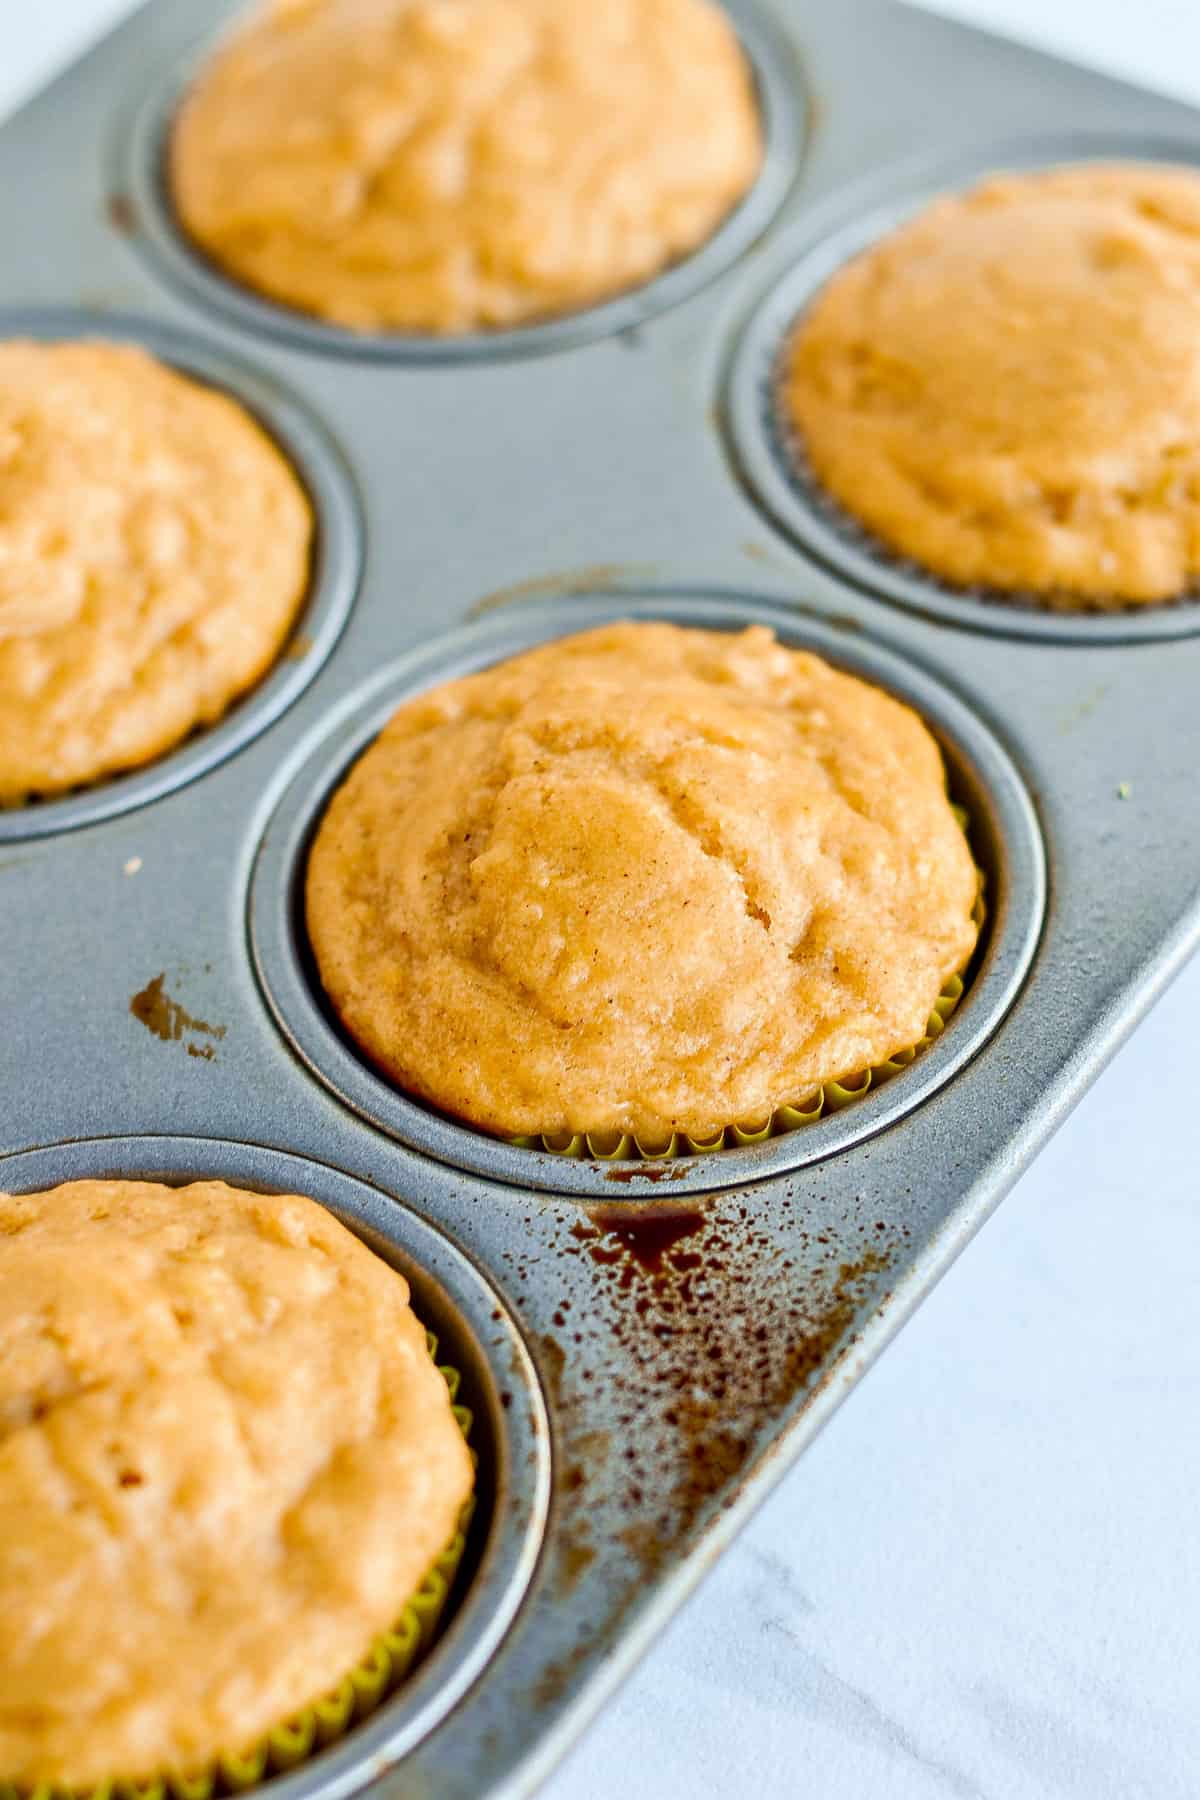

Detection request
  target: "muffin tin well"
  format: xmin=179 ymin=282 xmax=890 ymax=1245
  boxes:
xmin=725 ymin=133 xmax=1200 ymax=645
xmin=116 ymin=0 xmax=806 ymax=363
xmin=248 ymin=591 xmax=1045 ymax=1198
xmin=0 ymin=308 xmax=361 ymax=843
xmin=0 ymin=1136 xmax=551 ymax=1800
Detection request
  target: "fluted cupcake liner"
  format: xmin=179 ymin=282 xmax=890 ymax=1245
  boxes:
xmin=4 ymin=1334 xmax=474 ymax=1800
xmin=513 ymin=968 xmax=967 ymax=1161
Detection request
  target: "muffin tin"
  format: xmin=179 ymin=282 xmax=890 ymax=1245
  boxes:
xmin=2 ymin=0 xmax=1199 ymax=1794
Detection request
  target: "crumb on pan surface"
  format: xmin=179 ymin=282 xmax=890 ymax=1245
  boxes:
xmin=0 ymin=342 xmax=312 ymax=805
xmin=170 ymin=0 xmax=764 ymax=334
xmin=780 ymin=164 xmax=1200 ymax=606
xmin=305 ymin=621 xmax=980 ymax=1142
xmin=0 ymin=1179 xmax=473 ymax=1788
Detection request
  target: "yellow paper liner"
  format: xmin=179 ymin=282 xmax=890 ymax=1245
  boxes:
xmin=514 ymin=813 xmax=985 ymax=1161
xmin=5 ymin=1334 xmax=475 ymax=1800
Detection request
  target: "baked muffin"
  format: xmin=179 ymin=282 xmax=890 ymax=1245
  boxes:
xmin=306 ymin=622 xmax=979 ymax=1142
xmin=780 ymin=164 xmax=1200 ymax=606
xmin=0 ymin=342 xmax=311 ymax=805
xmin=170 ymin=0 xmax=763 ymax=334
xmin=0 ymin=1179 xmax=474 ymax=1790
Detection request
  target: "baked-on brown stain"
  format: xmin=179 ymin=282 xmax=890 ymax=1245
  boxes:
xmin=560 ymin=1541 xmax=597 ymax=1589
xmin=532 ymin=1201 xmax=893 ymax=1709
xmin=532 ymin=1335 xmax=609 ymax=1612
xmin=129 ymin=974 xmax=227 ymax=1062
xmin=602 ymin=1162 xmax=690 ymax=1185
xmin=106 ymin=193 xmax=137 ymax=235
xmin=465 ymin=566 xmax=654 ymax=621
xmin=577 ymin=1211 xmax=705 ymax=1279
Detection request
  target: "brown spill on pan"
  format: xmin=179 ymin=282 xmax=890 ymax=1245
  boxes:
xmin=602 ymin=1162 xmax=690 ymax=1185
xmin=129 ymin=972 xmax=226 ymax=1061
xmin=106 ymin=192 xmax=137 ymax=235
xmin=464 ymin=565 xmax=655 ymax=621
xmin=529 ymin=1197 xmax=895 ymax=1709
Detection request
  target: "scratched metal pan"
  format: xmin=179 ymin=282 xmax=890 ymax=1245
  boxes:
xmin=1 ymin=0 xmax=1199 ymax=1797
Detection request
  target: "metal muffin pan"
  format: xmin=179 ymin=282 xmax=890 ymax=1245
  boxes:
xmin=0 ymin=306 xmax=362 ymax=843
xmin=0 ymin=1136 xmax=551 ymax=1800
xmin=725 ymin=131 xmax=1200 ymax=644
xmin=3 ymin=0 xmax=1200 ymax=1794
xmin=116 ymin=0 xmax=807 ymax=364
xmin=249 ymin=589 xmax=1044 ymax=1197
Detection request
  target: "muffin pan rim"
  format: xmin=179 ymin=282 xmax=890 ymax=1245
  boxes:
xmin=0 ymin=1132 xmax=552 ymax=1800
xmin=0 ymin=306 xmax=363 ymax=844
xmin=113 ymin=0 xmax=808 ymax=364
xmin=247 ymin=589 xmax=1046 ymax=1199
xmin=724 ymin=130 xmax=1200 ymax=645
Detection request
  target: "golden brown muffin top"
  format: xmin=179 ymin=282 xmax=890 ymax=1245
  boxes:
xmin=306 ymin=622 xmax=979 ymax=1141
xmin=780 ymin=164 xmax=1200 ymax=606
xmin=0 ymin=342 xmax=311 ymax=805
xmin=170 ymin=0 xmax=763 ymax=334
xmin=0 ymin=1179 xmax=473 ymax=1788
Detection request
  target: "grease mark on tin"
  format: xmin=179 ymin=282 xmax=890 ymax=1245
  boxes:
xmin=466 ymin=566 xmax=656 ymax=621
xmin=1057 ymin=682 xmax=1111 ymax=734
xmin=531 ymin=1203 xmax=893 ymax=1709
xmin=561 ymin=1541 xmax=597 ymax=1588
xmin=107 ymin=193 xmax=137 ymax=235
xmin=602 ymin=1161 xmax=690 ymax=1184
xmin=130 ymin=973 xmax=226 ymax=1062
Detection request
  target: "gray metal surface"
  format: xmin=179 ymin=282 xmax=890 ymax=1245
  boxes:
xmin=1 ymin=2 xmax=1199 ymax=1797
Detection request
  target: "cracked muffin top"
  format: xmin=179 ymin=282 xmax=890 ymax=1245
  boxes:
xmin=0 ymin=341 xmax=311 ymax=805
xmin=305 ymin=622 xmax=979 ymax=1141
xmin=169 ymin=0 xmax=763 ymax=334
xmin=779 ymin=164 xmax=1200 ymax=606
xmin=0 ymin=1178 xmax=473 ymax=1788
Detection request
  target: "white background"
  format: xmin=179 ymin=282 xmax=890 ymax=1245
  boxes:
xmin=4 ymin=6 xmax=1199 ymax=1798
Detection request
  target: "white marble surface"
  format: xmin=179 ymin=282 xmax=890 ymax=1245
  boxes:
xmin=4 ymin=5 xmax=1199 ymax=1797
